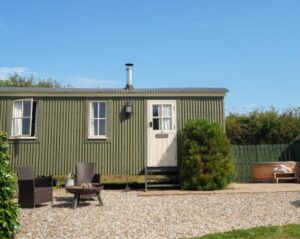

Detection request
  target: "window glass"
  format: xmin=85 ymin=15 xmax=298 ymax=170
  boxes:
xmin=153 ymin=118 xmax=160 ymax=130
xmin=92 ymin=102 xmax=98 ymax=118
xmin=163 ymin=105 xmax=171 ymax=117
xmin=99 ymin=102 xmax=106 ymax=118
xmin=12 ymin=99 xmax=36 ymax=137
xmin=152 ymin=104 xmax=172 ymax=131
xmin=22 ymin=118 xmax=30 ymax=135
xmin=153 ymin=105 xmax=160 ymax=117
xmin=92 ymin=119 xmax=98 ymax=135
xmin=12 ymin=119 xmax=22 ymax=136
xmin=163 ymin=119 xmax=171 ymax=130
xmin=13 ymin=101 xmax=22 ymax=118
xmin=99 ymin=119 xmax=106 ymax=135
xmin=90 ymin=101 xmax=107 ymax=138
xmin=23 ymin=101 xmax=31 ymax=117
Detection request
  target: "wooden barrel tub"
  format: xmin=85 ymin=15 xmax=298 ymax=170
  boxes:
xmin=251 ymin=161 xmax=299 ymax=183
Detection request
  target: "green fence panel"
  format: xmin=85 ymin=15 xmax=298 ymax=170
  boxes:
xmin=232 ymin=144 xmax=294 ymax=183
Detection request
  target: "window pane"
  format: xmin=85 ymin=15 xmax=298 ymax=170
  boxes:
xmin=163 ymin=118 xmax=171 ymax=130
xmin=92 ymin=102 xmax=98 ymax=118
xmin=99 ymin=102 xmax=106 ymax=118
xmin=153 ymin=105 xmax=161 ymax=117
xmin=22 ymin=118 xmax=30 ymax=135
xmin=12 ymin=119 xmax=22 ymax=136
xmin=92 ymin=119 xmax=98 ymax=135
xmin=13 ymin=101 xmax=22 ymax=117
xmin=23 ymin=101 xmax=32 ymax=117
xmin=153 ymin=118 xmax=160 ymax=130
xmin=163 ymin=105 xmax=171 ymax=117
xmin=99 ymin=119 xmax=106 ymax=135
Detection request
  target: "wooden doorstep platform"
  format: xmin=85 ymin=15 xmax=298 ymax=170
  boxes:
xmin=273 ymin=172 xmax=299 ymax=183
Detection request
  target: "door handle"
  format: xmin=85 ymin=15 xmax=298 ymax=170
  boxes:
xmin=149 ymin=122 xmax=153 ymax=128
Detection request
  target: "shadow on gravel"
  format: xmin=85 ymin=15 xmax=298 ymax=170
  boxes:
xmin=290 ymin=200 xmax=300 ymax=208
xmin=20 ymin=204 xmax=48 ymax=209
xmin=51 ymin=196 xmax=96 ymax=208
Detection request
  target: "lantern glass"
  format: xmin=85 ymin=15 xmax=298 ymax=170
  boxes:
xmin=125 ymin=102 xmax=132 ymax=117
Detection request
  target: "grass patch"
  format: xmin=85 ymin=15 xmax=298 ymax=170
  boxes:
xmin=101 ymin=175 xmax=145 ymax=189
xmin=197 ymin=224 xmax=300 ymax=239
xmin=101 ymin=175 xmax=144 ymax=184
xmin=52 ymin=175 xmax=146 ymax=189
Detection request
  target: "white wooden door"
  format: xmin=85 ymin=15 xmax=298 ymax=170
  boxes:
xmin=147 ymin=100 xmax=177 ymax=167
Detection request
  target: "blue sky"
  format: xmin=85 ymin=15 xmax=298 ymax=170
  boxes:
xmin=0 ymin=1 xmax=299 ymax=113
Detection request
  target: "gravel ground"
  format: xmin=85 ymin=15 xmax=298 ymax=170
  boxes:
xmin=16 ymin=189 xmax=300 ymax=239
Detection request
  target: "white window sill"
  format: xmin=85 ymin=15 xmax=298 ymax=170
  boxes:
xmin=88 ymin=136 xmax=108 ymax=140
xmin=9 ymin=136 xmax=37 ymax=140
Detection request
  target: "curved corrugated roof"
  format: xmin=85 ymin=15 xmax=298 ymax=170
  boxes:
xmin=0 ymin=87 xmax=228 ymax=94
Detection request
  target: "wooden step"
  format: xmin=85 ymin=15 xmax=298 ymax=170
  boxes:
xmin=144 ymin=166 xmax=180 ymax=191
xmin=146 ymin=166 xmax=179 ymax=174
xmin=147 ymin=183 xmax=180 ymax=188
xmin=146 ymin=175 xmax=179 ymax=180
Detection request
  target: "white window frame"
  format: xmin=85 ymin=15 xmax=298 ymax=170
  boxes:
xmin=88 ymin=101 xmax=107 ymax=139
xmin=11 ymin=98 xmax=35 ymax=138
xmin=152 ymin=104 xmax=173 ymax=131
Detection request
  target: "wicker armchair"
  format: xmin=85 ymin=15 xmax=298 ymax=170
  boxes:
xmin=76 ymin=162 xmax=100 ymax=186
xmin=17 ymin=166 xmax=53 ymax=208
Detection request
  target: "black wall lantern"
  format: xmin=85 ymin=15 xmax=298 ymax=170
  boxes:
xmin=125 ymin=101 xmax=132 ymax=118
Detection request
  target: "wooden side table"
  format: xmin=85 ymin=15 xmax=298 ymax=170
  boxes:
xmin=273 ymin=172 xmax=299 ymax=183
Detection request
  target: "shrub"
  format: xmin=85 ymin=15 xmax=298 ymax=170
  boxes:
xmin=226 ymin=107 xmax=300 ymax=144
xmin=178 ymin=119 xmax=235 ymax=190
xmin=0 ymin=132 xmax=19 ymax=239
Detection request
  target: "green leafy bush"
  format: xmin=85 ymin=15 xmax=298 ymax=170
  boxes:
xmin=0 ymin=132 xmax=19 ymax=238
xmin=226 ymin=107 xmax=300 ymax=144
xmin=179 ymin=119 xmax=235 ymax=190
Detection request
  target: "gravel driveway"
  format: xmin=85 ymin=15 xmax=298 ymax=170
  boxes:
xmin=16 ymin=189 xmax=300 ymax=239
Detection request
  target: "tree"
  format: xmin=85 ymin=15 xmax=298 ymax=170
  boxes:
xmin=178 ymin=119 xmax=235 ymax=190
xmin=0 ymin=73 xmax=64 ymax=88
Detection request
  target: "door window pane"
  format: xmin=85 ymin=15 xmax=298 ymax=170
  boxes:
xmin=153 ymin=118 xmax=160 ymax=130
xmin=163 ymin=105 xmax=171 ymax=117
xmin=163 ymin=118 xmax=171 ymax=130
xmin=153 ymin=105 xmax=161 ymax=117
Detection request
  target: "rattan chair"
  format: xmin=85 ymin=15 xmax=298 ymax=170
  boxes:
xmin=17 ymin=166 xmax=53 ymax=208
xmin=76 ymin=162 xmax=100 ymax=186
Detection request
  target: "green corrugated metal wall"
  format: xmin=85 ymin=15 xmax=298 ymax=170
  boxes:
xmin=0 ymin=96 xmax=224 ymax=176
xmin=177 ymin=97 xmax=224 ymax=130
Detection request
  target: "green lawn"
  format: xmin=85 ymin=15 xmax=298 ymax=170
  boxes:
xmin=197 ymin=224 xmax=300 ymax=239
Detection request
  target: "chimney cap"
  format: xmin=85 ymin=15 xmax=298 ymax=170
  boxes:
xmin=125 ymin=63 xmax=134 ymax=67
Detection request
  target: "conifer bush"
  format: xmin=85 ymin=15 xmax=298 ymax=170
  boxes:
xmin=0 ymin=132 xmax=19 ymax=238
xmin=178 ymin=119 xmax=235 ymax=190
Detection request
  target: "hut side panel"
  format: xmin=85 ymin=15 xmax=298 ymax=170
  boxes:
xmin=177 ymin=97 xmax=224 ymax=130
xmin=2 ymin=97 xmax=146 ymax=176
xmin=1 ymin=96 xmax=224 ymax=176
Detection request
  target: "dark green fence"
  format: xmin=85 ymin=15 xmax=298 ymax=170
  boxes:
xmin=232 ymin=144 xmax=300 ymax=183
